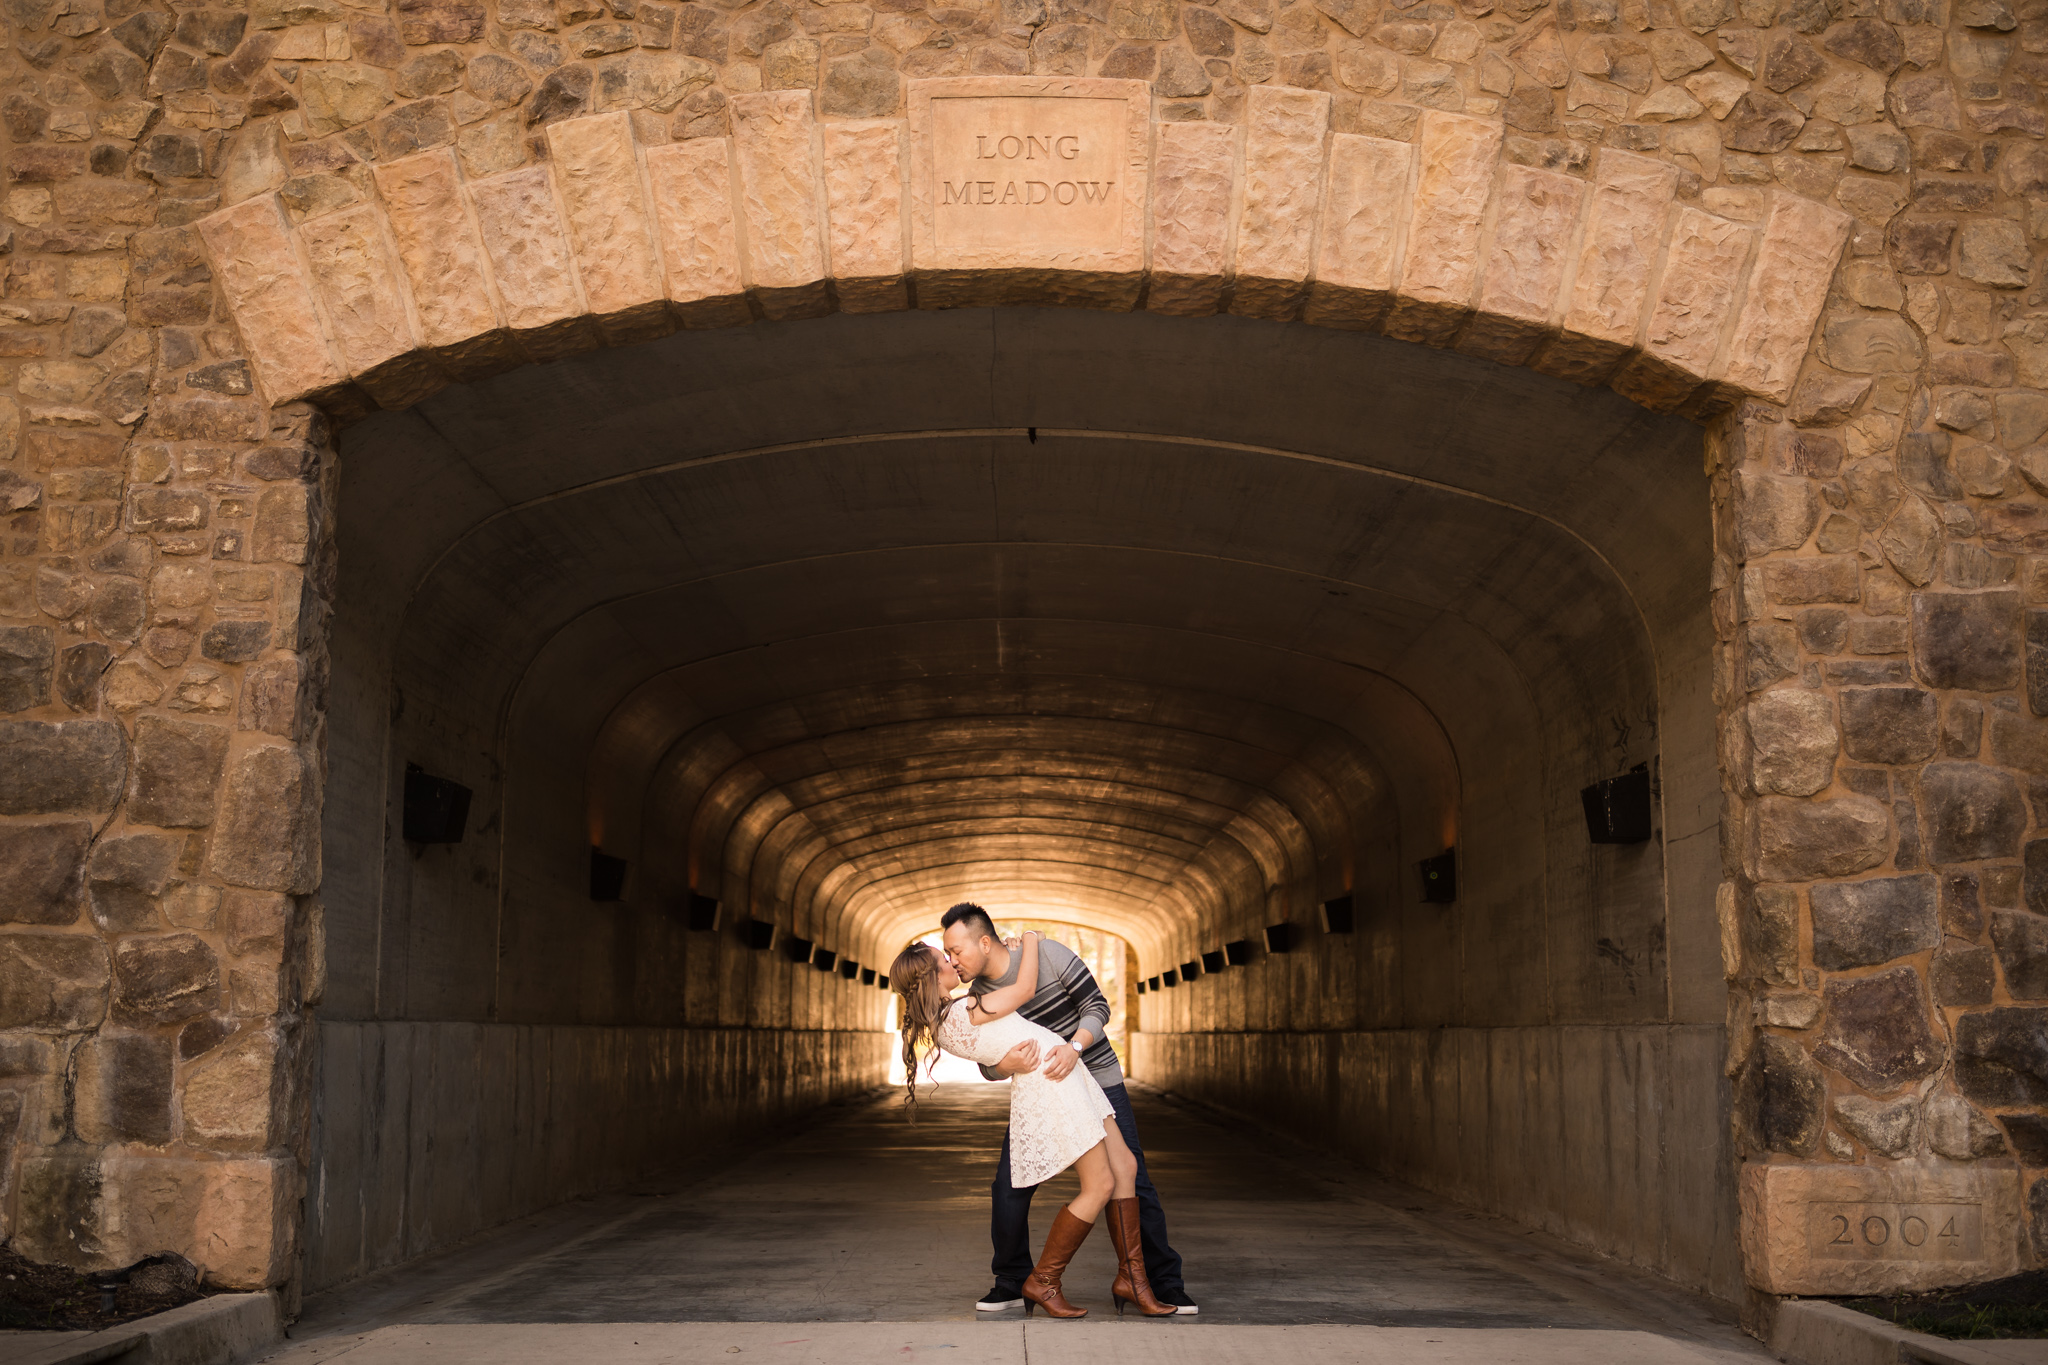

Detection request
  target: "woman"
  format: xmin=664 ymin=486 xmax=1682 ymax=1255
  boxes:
xmin=890 ymin=931 xmax=1174 ymax=1319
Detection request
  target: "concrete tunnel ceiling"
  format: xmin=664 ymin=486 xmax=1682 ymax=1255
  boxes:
xmin=326 ymin=305 xmax=1713 ymax=977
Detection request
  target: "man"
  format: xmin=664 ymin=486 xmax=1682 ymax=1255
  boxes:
xmin=939 ymin=902 xmax=1198 ymax=1315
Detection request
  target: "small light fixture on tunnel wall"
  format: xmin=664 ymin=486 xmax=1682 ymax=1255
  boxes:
xmin=812 ymin=946 xmax=837 ymax=972
xmin=860 ymin=967 xmax=876 ymax=985
xmin=1136 ymin=980 xmax=1146 ymax=995
xmin=839 ymin=958 xmax=859 ymax=980
xmin=1320 ymin=897 xmax=1355 ymax=934
xmin=1225 ymin=939 xmax=1255 ymax=966
xmin=784 ymin=934 xmax=814 ymax=964
xmin=742 ymin=918 xmax=777 ymax=951
xmin=1265 ymin=923 xmax=1299 ymax=953
xmin=402 ymin=764 xmax=472 ymax=845
xmin=1148 ymin=975 xmax=1162 ymax=991
xmin=682 ymin=892 xmax=720 ymax=932
xmin=1180 ymin=959 xmax=1201 ymax=982
xmin=1580 ymin=763 xmax=1654 ymax=845
xmin=1161 ymin=970 xmax=1178 ymax=987
xmin=878 ymin=974 xmax=889 ymax=990
xmin=589 ymin=849 xmax=628 ymax=902
xmin=1201 ymin=949 xmax=1226 ymax=973
xmin=1419 ymin=849 xmax=1457 ymax=905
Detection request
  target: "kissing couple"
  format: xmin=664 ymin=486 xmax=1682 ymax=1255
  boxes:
xmin=889 ymin=903 xmax=1197 ymax=1319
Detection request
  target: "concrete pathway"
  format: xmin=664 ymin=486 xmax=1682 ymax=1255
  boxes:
xmin=265 ymin=1083 xmax=1771 ymax=1363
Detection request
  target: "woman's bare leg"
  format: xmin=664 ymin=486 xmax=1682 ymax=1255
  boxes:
xmin=1101 ymin=1117 xmax=1138 ymax=1200
xmin=1065 ymin=1141 xmax=1114 ymax=1223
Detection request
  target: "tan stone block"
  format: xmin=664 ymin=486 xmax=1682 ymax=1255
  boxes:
xmin=545 ymin=112 xmax=666 ymax=329
xmin=1147 ymin=119 xmax=1235 ymax=317
xmin=467 ymin=165 xmax=589 ymax=335
xmin=730 ymin=89 xmax=829 ymax=319
xmin=372 ymin=147 xmax=502 ymax=349
xmin=181 ymin=1029 xmax=283 ymax=1152
xmin=1537 ymin=149 xmax=1677 ymax=385
xmin=296 ymin=203 xmax=422 ymax=384
xmin=645 ymin=138 xmax=750 ymax=327
xmin=1459 ymin=162 xmax=1583 ymax=365
xmin=15 ymin=1153 xmax=294 ymax=1287
xmin=1303 ymin=133 xmax=1413 ymax=330
xmin=195 ymin=195 xmax=346 ymax=403
xmin=1386 ymin=110 xmax=1501 ymax=346
xmin=1635 ymin=205 xmax=1756 ymax=392
xmin=1739 ymin=1160 xmax=2023 ymax=1295
xmin=1229 ymin=84 xmax=1330 ymax=321
xmin=906 ymin=76 xmax=1150 ymax=310
xmin=1719 ymin=193 xmax=1853 ymax=403
xmin=821 ymin=120 xmax=907 ymax=314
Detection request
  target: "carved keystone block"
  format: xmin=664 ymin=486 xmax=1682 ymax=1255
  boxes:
xmin=1460 ymin=162 xmax=1584 ymax=366
xmin=732 ymin=89 xmax=831 ymax=320
xmin=195 ymin=194 xmax=345 ymax=404
xmin=1740 ymin=1160 xmax=2022 ymax=1294
xmin=822 ymin=121 xmax=908 ymax=314
xmin=1149 ymin=119 xmax=1236 ymax=318
xmin=645 ymin=138 xmax=750 ymax=328
xmin=296 ymin=203 xmax=439 ymax=409
xmin=371 ymin=147 xmax=514 ymax=381
xmin=546 ymin=111 xmax=670 ymax=344
xmin=1537 ymin=149 xmax=1677 ymax=386
xmin=1231 ymin=84 xmax=1331 ymax=321
xmin=909 ymin=76 xmax=1150 ymax=311
xmin=467 ymin=165 xmax=597 ymax=363
xmin=1386 ymin=110 xmax=1502 ymax=347
xmin=1720 ymin=192 xmax=1853 ymax=404
xmin=1305 ymin=132 xmax=1413 ymax=331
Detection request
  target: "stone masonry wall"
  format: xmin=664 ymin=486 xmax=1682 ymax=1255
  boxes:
xmin=2 ymin=0 xmax=2048 ymax=1292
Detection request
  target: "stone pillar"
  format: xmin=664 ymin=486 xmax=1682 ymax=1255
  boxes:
xmin=0 ymin=360 xmax=335 ymax=1285
xmin=1716 ymin=381 xmax=2048 ymax=1293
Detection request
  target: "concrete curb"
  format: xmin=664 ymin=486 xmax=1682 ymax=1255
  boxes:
xmin=12 ymin=1293 xmax=282 ymax=1365
xmin=1763 ymin=1298 xmax=2045 ymax=1365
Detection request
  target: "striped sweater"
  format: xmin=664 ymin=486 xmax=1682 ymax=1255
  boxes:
xmin=970 ymin=937 xmax=1123 ymax=1088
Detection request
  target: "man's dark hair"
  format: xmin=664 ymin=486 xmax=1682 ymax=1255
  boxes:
xmin=941 ymin=902 xmax=998 ymax=940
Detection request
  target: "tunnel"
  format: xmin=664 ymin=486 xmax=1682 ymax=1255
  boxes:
xmin=301 ymin=302 xmax=1733 ymax=1300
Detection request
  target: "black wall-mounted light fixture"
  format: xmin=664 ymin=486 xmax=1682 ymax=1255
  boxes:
xmin=1147 ymin=975 xmax=1161 ymax=991
xmin=1581 ymin=762 xmax=1654 ymax=844
xmin=1180 ymin=959 xmax=1201 ymax=982
xmin=783 ymin=934 xmax=814 ymax=964
xmin=840 ymin=958 xmax=859 ymax=980
xmin=683 ymin=892 xmax=720 ymax=932
xmin=812 ymin=947 xmax=837 ymax=972
xmin=1136 ymin=980 xmax=1147 ymax=995
xmin=590 ymin=849 xmax=628 ymax=902
xmin=1320 ymin=896 xmax=1355 ymax=934
xmin=1265 ymin=923 xmax=1300 ymax=953
xmin=1419 ymin=849 xmax=1457 ymax=904
xmin=1224 ymin=939 xmax=1255 ymax=966
xmin=742 ymin=918 xmax=776 ymax=950
xmin=403 ymin=764 xmax=472 ymax=844
xmin=860 ymin=967 xmax=875 ymax=985
xmin=1162 ymin=969 xmax=1179 ymax=987
xmin=1201 ymin=949 xmax=1227 ymax=973
xmin=877 ymin=974 xmax=889 ymax=990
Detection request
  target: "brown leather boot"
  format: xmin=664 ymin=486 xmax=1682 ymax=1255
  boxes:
xmin=1108 ymin=1197 xmax=1175 ymax=1316
xmin=1022 ymin=1207 xmax=1094 ymax=1318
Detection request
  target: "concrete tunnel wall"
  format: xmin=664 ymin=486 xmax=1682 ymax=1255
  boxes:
xmin=308 ymin=306 xmax=1726 ymax=1297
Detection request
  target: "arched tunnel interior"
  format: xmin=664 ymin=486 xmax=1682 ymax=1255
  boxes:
xmin=303 ymin=305 xmax=1734 ymax=1301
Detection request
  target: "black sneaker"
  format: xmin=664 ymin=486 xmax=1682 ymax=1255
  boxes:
xmin=1163 ymin=1288 xmax=1199 ymax=1315
xmin=975 ymin=1284 xmax=1024 ymax=1311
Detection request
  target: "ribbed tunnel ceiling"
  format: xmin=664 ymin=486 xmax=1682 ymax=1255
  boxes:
xmin=327 ymin=308 xmax=1710 ymax=978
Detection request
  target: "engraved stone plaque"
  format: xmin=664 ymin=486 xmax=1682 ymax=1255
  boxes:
xmin=907 ymin=77 xmax=1150 ymax=296
xmin=1740 ymin=1161 xmax=2021 ymax=1295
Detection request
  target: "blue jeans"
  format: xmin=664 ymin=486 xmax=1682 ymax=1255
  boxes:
xmin=990 ymin=1081 xmax=1186 ymax=1296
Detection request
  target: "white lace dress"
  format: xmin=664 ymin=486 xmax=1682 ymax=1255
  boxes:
xmin=934 ymin=1002 xmax=1115 ymax=1187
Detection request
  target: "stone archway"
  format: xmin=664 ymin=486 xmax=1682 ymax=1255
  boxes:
xmin=194 ymin=78 xmax=1846 ymax=418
